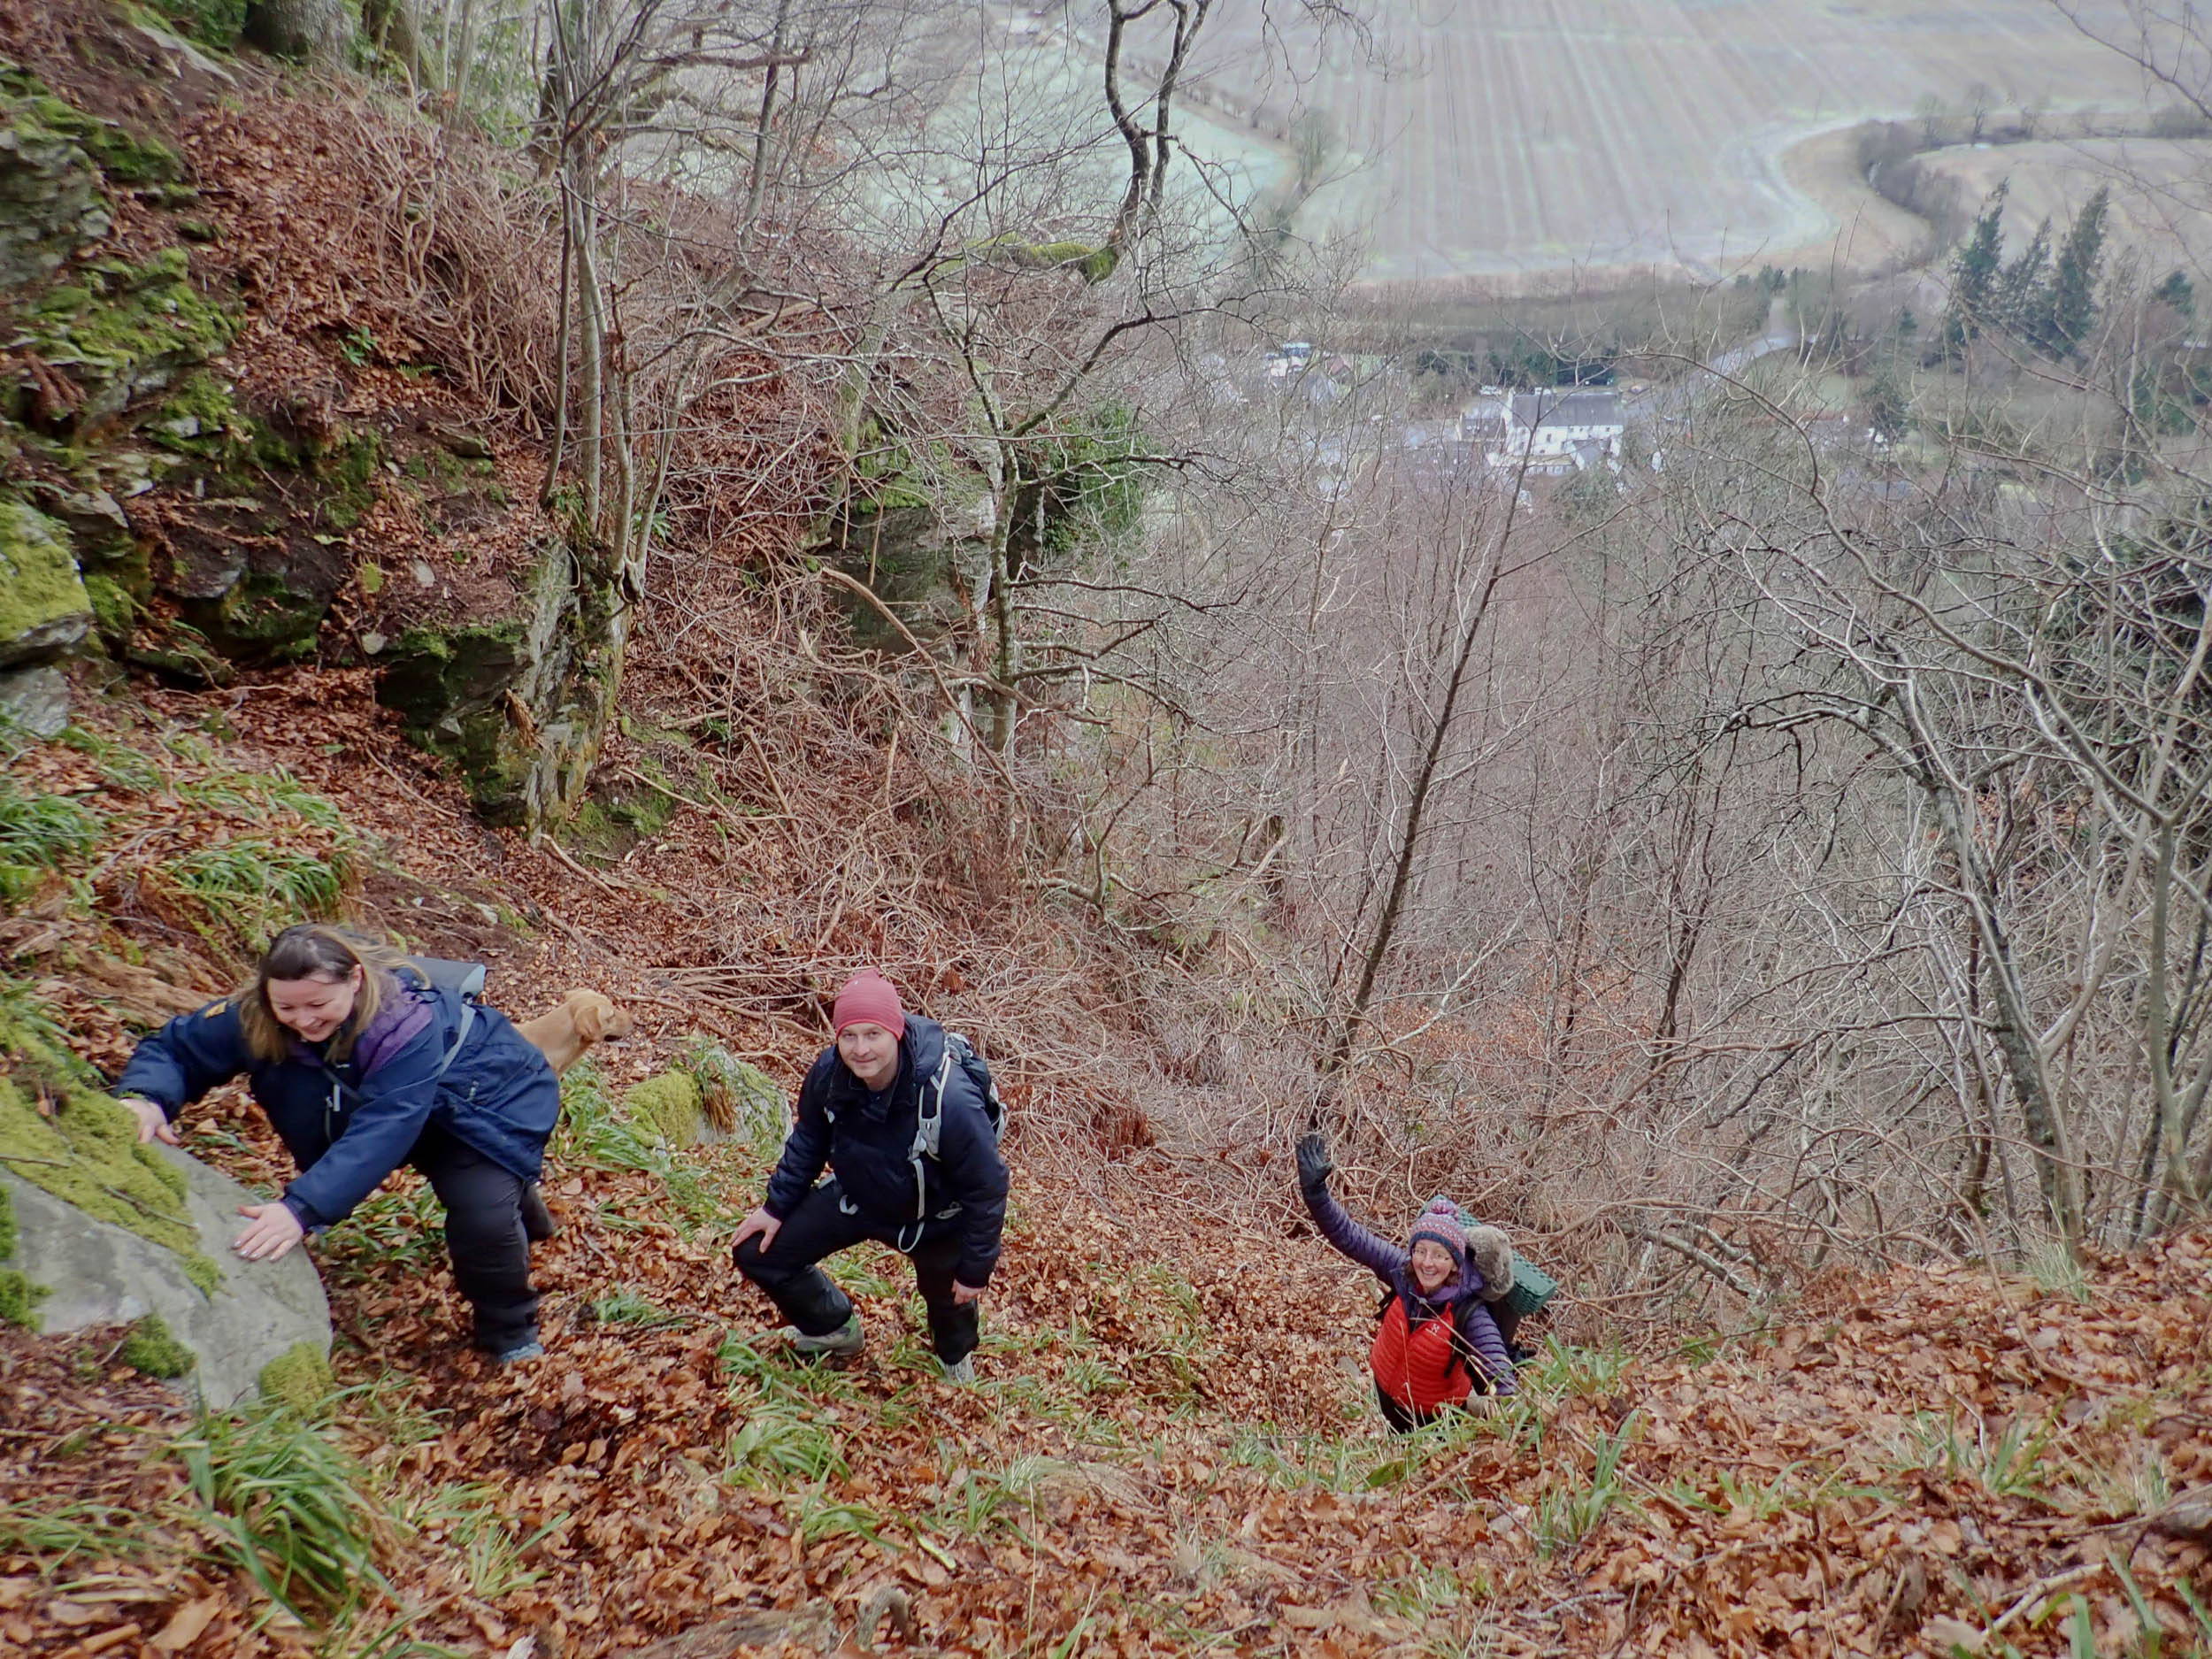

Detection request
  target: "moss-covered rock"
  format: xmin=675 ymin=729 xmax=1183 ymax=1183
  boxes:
xmin=0 ymin=495 xmax=91 ymax=668
xmin=120 ymin=1310 xmax=196 ymax=1378
xmin=24 ymin=247 xmax=239 ymax=425
xmin=257 ymin=1340 xmax=334 ymax=1411
xmin=681 ymin=1041 xmax=786 ymax=1147
xmin=0 ymin=981 xmax=214 ymax=1288
xmin=625 ymin=1071 xmax=703 ymax=1148
xmin=0 ymin=75 xmax=112 ymax=288
xmin=146 ymin=0 xmax=250 ymax=53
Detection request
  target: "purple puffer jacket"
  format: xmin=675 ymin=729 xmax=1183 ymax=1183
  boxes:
xmin=1302 ymin=1179 xmax=1516 ymax=1395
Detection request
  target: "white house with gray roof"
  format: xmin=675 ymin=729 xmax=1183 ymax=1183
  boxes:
xmin=1463 ymin=388 xmax=1625 ymax=472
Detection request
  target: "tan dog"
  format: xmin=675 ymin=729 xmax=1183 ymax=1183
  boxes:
xmin=517 ymin=988 xmax=634 ymax=1076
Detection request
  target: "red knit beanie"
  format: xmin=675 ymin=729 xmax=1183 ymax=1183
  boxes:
xmin=833 ymin=970 xmax=905 ymax=1040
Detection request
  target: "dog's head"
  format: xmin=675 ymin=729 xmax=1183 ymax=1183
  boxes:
xmin=566 ymin=989 xmax=636 ymax=1044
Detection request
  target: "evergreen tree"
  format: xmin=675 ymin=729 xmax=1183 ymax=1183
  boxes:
xmin=1942 ymin=183 xmax=2008 ymax=357
xmin=2154 ymin=268 xmax=2196 ymax=318
xmin=2039 ymin=185 xmax=2111 ymax=355
xmin=1995 ymin=218 xmax=2051 ymax=334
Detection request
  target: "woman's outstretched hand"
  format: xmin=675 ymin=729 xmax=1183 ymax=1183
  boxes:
xmin=121 ymin=1096 xmax=180 ymax=1147
xmin=233 ymin=1202 xmax=305 ymax=1262
xmin=1295 ymin=1132 xmax=1333 ymax=1190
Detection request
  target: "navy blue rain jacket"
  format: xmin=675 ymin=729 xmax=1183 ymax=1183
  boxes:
xmin=764 ymin=1014 xmax=1010 ymax=1286
xmin=114 ymin=971 xmax=558 ymax=1228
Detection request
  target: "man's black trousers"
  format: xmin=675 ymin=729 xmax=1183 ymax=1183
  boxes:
xmin=408 ymin=1125 xmax=539 ymax=1354
xmin=732 ymin=1179 xmax=979 ymax=1363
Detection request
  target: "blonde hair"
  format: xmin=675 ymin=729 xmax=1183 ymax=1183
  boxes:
xmin=238 ymin=925 xmax=411 ymax=1064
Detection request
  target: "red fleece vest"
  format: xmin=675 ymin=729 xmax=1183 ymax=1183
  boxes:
xmin=1370 ymin=1295 xmax=1473 ymax=1412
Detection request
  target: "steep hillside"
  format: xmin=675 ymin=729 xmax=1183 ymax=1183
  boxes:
xmin=1 ymin=9 xmax=2209 ymax=1659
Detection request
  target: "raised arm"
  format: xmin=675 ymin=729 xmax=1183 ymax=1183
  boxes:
xmin=1296 ymin=1133 xmax=1409 ymax=1283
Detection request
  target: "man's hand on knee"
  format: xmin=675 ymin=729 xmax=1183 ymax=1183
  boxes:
xmin=951 ymin=1280 xmax=984 ymax=1306
xmin=731 ymin=1206 xmax=781 ymax=1258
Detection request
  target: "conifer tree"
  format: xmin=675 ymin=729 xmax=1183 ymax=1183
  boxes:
xmin=1995 ymin=217 xmax=2051 ymax=334
xmin=2039 ymin=185 xmax=2111 ymax=355
xmin=1942 ymin=184 xmax=2008 ymax=357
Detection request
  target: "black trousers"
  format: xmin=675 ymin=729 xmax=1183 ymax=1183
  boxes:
xmin=409 ymin=1126 xmax=539 ymax=1353
xmin=732 ymin=1180 xmax=979 ymax=1363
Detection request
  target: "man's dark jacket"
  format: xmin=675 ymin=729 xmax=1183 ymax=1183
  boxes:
xmin=114 ymin=972 xmax=558 ymax=1228
xmin=764 ymin=1014 xmax=1009 ymax=1286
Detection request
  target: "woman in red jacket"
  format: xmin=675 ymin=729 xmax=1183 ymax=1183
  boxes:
xmin=1296 ymin=1132 xmax=1516 ymax=1431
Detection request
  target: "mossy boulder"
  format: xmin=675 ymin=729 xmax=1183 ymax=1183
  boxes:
xmin=625 ymin=1071 xmax=703 ymax=1147
xmin=23 ymin=247 xmax=239 ymax=426
xmin=2 ymin=1141 xmax=333 ymax=1408
xmin=0 ymin=495 xmax=91 ymax=668
xmin=145 ymin=0 xmax=250 ymax=54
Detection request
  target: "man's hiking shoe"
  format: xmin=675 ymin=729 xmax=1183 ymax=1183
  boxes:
xmin=790 ymin=1317 xmax=864 ymax=1359
xmin=495 ymin=1340 xmax=545 ymax=1366
xmin=939 ymin=1356 xmax=976 ymax=1386
xmin=520 ymin=1183 xmax=559 ymax=1242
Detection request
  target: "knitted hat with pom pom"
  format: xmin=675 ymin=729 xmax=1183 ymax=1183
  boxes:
xmin=1408 ymin=1196 xmax=1465 ymax=1257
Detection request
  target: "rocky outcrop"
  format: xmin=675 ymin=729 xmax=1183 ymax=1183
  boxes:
xmin=374 ymin=534 xmax=625 ymax=826
xmin=0 ymin=76 xmax=112 ymax=289
xmin=0 ymin=495 xmax=92 ymax=669
xmin=2 ymin=1152 xmax=331 ymax=1409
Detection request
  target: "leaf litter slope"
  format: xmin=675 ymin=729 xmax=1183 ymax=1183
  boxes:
xmin=7 ymin=675 xmax=2212 ymax=1658
xmin=0 ymin=11 xmax=2204 ymax=1658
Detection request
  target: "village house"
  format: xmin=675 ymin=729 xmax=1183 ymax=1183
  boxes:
xmin=1462 ymin=388 xmax=1626 ymax=472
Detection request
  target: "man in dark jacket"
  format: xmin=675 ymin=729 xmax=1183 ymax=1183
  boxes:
xmin=731 ymin=971 xmax=1008 ymax=1384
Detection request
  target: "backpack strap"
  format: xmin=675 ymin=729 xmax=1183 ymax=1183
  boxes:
xmin=906 ymin=1042 xmax=957 ymax=1224
xmin=321 ymin=983 xmax=476 ymax=1117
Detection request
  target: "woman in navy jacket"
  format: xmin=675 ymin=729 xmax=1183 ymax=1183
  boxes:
xmin=732 ymin=970 xmax=1009 ymax=1384
xmin=114 ymin=924 xmax=559 ymax=1363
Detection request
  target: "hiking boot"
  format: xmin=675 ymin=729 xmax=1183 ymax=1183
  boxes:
xmin=939 ymin=1356 xmax=975 ymax=1386
xmin=495 ymin=1339 xmax=545 ymax=1366
xmin=520 ymin=1183 xmax=560 ymax=1242
xmin=789 ymin=1316 xmax=864 ymax=1359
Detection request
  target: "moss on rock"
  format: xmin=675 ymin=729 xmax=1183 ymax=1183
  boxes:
xmin=257 ymin=1340 xmax=333 ymax=1411
xmin=26 ymin=246 xmax=239 ymax=424
xmin=0 ymin=74 xmax=112 ymax=288
xmin=120 ymin=1310 xmax=196 ymax=1378
xmin=625 ymin=1071 xmax=703 ymax=1148
xmin=0 ymin=496 xmax=91 ymax=668
xmin=145 ymin=0 xmax=250 ymax=52
xmin=0 ymin=982 xmax=216 ymax=1291
xmin=0 ymin=1268 xmax=47 ymax=1329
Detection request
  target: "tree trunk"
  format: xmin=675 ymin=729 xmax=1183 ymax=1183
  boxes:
xmin=246 ymin=0 xmax=356 ymax=65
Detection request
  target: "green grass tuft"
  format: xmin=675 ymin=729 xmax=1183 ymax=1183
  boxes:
xmin=171 ymin=1393 xmax=391 ymax=1618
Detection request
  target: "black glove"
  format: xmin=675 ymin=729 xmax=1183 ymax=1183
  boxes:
xmin=1295 ymin=1132 xmax=1333 ymax=1191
